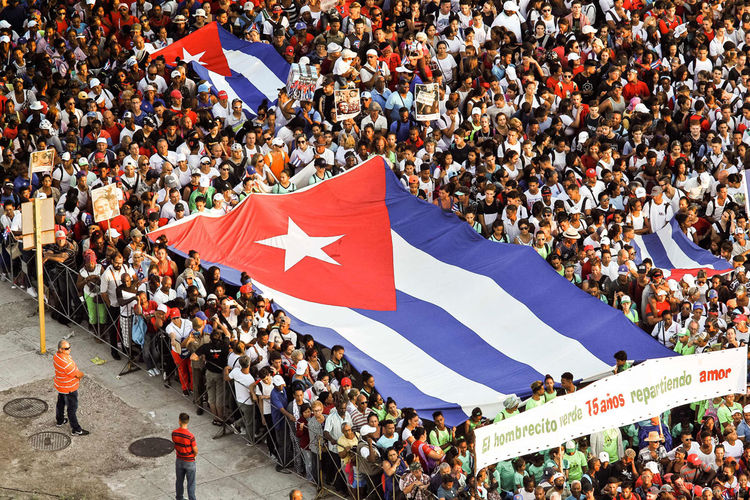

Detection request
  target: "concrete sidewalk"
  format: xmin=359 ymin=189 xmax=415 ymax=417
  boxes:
xmin=0 ymin=282 xmax=320 ymax=500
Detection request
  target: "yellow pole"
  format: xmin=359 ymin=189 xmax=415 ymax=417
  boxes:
xmin=34 ymin=199 xmax=46 ymax=354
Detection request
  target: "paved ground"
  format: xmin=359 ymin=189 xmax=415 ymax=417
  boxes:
xmin=0 ymin=282 xmax=321 ymax=500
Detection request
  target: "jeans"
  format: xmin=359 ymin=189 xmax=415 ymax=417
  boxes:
xmin=175 ymin=459 xmax=197 ymax=500
xmin=56 ymin=390 xmax=81 ymax=432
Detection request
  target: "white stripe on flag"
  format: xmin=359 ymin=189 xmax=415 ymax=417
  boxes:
xmin=390 ymin=232 xmax=611 ymax=377
xmin=655 ymin=228 xmax=700 ymax=269
xmin=253 ymin=280 xmax=505 ymax=418
xmin=204 ymin=69 xmax=256 ymax=115
xmin=225 ymin=50 xmax=286 ymax=103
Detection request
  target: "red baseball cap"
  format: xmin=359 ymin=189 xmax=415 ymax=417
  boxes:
xmin=585 ymin=168 xmax=597 ymax=178
xmin=168 ymin=308 xmax=181 ymax=319
xmin=240 ymin=283 xmax=252 ymax=294
xmin=341 ymin=377 xmax=352 ymax=387
xmin=218 ymin=90 xmax=228 ymax=99
xmin=170 ymin=89 xmax=183 ymax=100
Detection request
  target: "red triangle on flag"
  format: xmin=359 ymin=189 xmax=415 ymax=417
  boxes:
xmin=150 ymin=22 xmax=231 ymax=77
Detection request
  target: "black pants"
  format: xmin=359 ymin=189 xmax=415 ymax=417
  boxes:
xmin=107 ymin=306 xmax=120 ymax=355
xmin=56 ymin=390 xmax=81 ymax=431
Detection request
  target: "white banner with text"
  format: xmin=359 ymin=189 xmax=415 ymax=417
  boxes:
xmin=474 ymin=348 xmax=747 ymax=471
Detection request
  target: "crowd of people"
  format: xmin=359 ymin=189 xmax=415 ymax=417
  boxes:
xmin=2 ymin=0 xmax=750 ymax=497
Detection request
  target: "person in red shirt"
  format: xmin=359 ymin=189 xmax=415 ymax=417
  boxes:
xmin=110 ymin=3 xmax=137 ymax=33
xmin=172 ymin=413 xmax=198 ymax=500
xmin=410 ymin=426 xmax=445 ymax=474
xmin=623 ymin=68 xmax=651 ymax=101
xmin=555 ymin=68 xmax=579 ymax=99
xmin=645 ymin=288 xmax=671 ymax=330
xmin=53 ymin=7 xmax=69 ymax=34
xmin=699 ymin=15 xmax=715 ymax=42
xmin=658 ymin=2 xmax=682 ymax=35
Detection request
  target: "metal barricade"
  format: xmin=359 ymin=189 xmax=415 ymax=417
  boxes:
xmin=0 ymin=236 xmax=454 ymax=499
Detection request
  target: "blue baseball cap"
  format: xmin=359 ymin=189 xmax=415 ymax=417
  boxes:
xmin=195 ymin=311 xmax=208 ymax=321
xmin=618 ymin=264 xmax=629 ymax=275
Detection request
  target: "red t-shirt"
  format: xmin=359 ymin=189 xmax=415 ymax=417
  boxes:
xmin=645 ymin=299 xmax=670 ymax=319
xmin=98 ymin=215 xmax=131 ymax=241
xmin=172 ymin=427 xmax=197 ymax=462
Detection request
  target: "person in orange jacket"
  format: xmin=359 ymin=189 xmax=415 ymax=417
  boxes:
xmin=53 ymin=340 xmax=89 ymax=435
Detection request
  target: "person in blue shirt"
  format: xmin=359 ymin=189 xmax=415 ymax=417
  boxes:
xmin=736 ymin=406 xmax=750 ymax=441
xmin=389 ymin=107 xmax=417 ymax=143
xmin=385 ymin=78 xmax=414 ymax=121
xmin=270 ymin=375 xmax=295 ymax=473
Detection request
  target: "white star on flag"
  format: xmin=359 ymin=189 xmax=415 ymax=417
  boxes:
xmin=181 ymin=48 xmax=207 ymax=66
xmin=256 ymin=217 xmax=345 ymax=271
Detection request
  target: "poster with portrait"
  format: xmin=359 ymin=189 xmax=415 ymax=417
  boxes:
xmin=91 ymin=184 xmax=121 ymax=223
xmin=29 ymin=148 xmax=55 ymax=175
xmin=334 ymin=88 xmax=361 ymax=121
xmin=414 ymin=83 xmax=440 ymax=121
xmin=286 ymin=63 xmax=318 ymax=102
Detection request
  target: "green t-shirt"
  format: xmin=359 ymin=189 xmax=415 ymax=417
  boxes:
xmin=494 ymin=409 xmax=518 ymax=423
xmin=528 ymin=463 xmax=545 ymax=484
xmin=495 ymin=460 xmax=516 ymax=491
xmin=188 ymin=186 xmax=216 ymax=211
xmin=564 ymin=451 xmax=587 ymax=481
xmin=717 ymin=402 xmax=743 ymax=427
xmin=514 ymin=470 xmax=528 ymax=491
xmin=673 ymin=340 xmax=695 ymax=355
xmin=602 ymin=428 xmax=621 ymax=463
xmin=429 ymin=427 xmax=452 ymax=452
xmin=544 ymin=390 xmax=557 ymax=402
xmin=325 ymin=359 xmax=343 ymax=373
xmin=526 ymin=397 xmax=545 ymax=411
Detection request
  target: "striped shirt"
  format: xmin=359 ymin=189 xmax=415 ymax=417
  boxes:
xmin=172 ymin=428 xmax=197 ymax=462
xmin=53 ymin=351 xmax=82 ymax=393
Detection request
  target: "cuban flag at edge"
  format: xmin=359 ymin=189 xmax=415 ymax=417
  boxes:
xmin=149 ymin=157 xmax=673 ymax=424
xmin=630 ymin=219 xmax=733 ymax=282
xmin=151 ymin=22 xmax=290 ymax=115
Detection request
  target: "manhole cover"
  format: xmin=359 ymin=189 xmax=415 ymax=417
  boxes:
xmin=28 ymin=431 xmax=71 ymax=451
xmin=129 ymin=437 xmax=174 ymax=457
xmin=3 ymin=397 xmax=48 ymax=418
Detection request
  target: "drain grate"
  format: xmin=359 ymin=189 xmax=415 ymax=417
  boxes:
xmin=3 ymin=397 xmax=48 ymax=418
xmin=29 ymin=431 xmax=71 ymax=451
xmin=129 ymin=437 xmax=174 ymax=457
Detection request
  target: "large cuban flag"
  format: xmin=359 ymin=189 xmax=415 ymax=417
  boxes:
xmin=150 ymin=157 xmax=672 ymax=424
xmin=630 ymin=219 xmax=733 ymax=281
xmin=151 ymin=23 xmax=290 ymax=115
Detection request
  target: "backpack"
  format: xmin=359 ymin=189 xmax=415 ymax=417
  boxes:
xmin=131 ymin=315 xmax=147 ymax=346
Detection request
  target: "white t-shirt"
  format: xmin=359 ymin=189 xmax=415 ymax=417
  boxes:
xmin=166 ymin=319 xmax=193 ymax=355
xmin=255 ymin=380 xmax=274 ymax=414
xmin=229 ymin=366 xmax=255 ymax=405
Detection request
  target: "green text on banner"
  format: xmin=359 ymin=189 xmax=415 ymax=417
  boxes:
xmin=474 ymin=348 xmax=748 ymax=471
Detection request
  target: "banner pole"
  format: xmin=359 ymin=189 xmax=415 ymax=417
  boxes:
xmin=34 ymin=199 xmax=46 ymax=354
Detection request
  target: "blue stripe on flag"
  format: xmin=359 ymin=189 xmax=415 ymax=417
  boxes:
xmin=382 ymin=168 xmax=672 ymax=367
xmin=354 ymin=290 xmax=541 ymax=395
xmin=191 ymin=63 xmax=271 ymax=115
xmin=217 ymin=26 xmax=290 ymax=83
xmin=639 ymin=229 xmax=675 ymax=269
